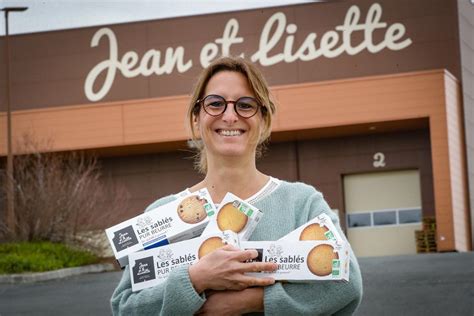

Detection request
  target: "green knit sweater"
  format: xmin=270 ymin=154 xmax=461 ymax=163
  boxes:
xmin=111 ymin=181 xmax=363 ymax=315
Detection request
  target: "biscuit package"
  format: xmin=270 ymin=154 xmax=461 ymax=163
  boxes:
xmin=105 ymin=188 xmax=217 ymax=268
xmin=129 ymin=230 xmax=240 ymax=292
xmin=241 ymin=240 xmax=350 ymax=281
xmin=278 ymin=213 xmax=346 ymax=245
xmin=202 ymin=192 xmax=263 ymax=241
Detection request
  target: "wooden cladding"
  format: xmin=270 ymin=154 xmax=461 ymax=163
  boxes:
xmin=0 ymin=70 xmax=452 ymax=154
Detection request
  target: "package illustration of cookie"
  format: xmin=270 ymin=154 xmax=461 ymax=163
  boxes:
xmin=299 ymin=224 xmax=330 ymax=241
xmin=202 ymin=192 xmax=262 ymax=241
xmin=217 ymin=202 xmax=249 ymax=233
xmin=307 ymin=244 xmax=339 ymax=276
xmin=198 ymin=236 xmax=226 ymax=259
xmin=129 ymin=230 xmax=239 ymax=292
xmin=279 ymin=213 xmax=346 ymax=245
xmin=241 ymin=240 xmax=349 ymax=282
xmin=177 ymin=195 xmax=208 ymax=224
xmin=105 ymin=188 xmax=217 ymax=268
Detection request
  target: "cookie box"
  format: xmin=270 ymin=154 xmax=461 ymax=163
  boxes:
xmin=129 ymin=230 xmax=240 ymax=292
xmin=202 ymin=192 xmax=263 ymax=241
xmin=241 ymin=240 xmax=350 ymax=281
xmin=278 ymin=213 xmax=346 ymax=245
xmin=105 ymin=188 xmax=217 ymax=268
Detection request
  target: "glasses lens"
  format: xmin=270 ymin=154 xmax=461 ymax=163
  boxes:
xmin=203 ymin=95 xmax=226 ymax=116
xmin=235 ymin=97 xmax=259 ymax=118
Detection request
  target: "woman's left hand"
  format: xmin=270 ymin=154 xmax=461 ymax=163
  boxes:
xmin=195 ymin=287 xmax=265 ymax=315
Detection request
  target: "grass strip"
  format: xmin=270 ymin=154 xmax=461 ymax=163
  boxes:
xmin=0 ymin=241 xmax=99 ymax=274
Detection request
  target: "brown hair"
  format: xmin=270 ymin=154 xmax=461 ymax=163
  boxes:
xmin=187 ymin=56 xmax=276 ymax=174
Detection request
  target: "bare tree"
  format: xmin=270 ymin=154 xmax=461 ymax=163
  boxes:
xmin=0 ymin=133 xmax=129 ymax=249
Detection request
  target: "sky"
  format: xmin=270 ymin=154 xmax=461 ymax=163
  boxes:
xmin=0 ymin=0 xmax=316 ymax=36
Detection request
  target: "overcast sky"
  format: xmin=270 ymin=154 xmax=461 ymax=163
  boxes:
xmin=0 ymin=0 xmax=315 ymax=36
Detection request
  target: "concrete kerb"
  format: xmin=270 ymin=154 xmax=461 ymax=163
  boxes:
xmin=0 ymin=263 xmax=116 ymax=284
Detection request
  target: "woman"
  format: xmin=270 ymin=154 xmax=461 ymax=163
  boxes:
xmin=111 ymin=56 xmax=363 ymax=315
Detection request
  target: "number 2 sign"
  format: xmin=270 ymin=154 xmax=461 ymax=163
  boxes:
xmin=373 ymin=152 xmax=386 ymax=168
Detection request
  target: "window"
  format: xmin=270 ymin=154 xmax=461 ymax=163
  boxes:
xmin=347 ymin=207 xmax=422 ymax=228
xmin=373 ymin=211 xmax=396 ymax=226
xmin=347 ymin=213 xmax=371 ymax=228
xmin=399 ymin=208 xmax=422 ymax=224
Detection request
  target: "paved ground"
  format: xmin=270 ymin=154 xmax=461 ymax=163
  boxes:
xmin=354 ymin=252 xmax=473 ymax=316
xmin=0 ymin=252 xmax=472 ymax=315
xmin=0 ymin=270 xmax=121 ymax=316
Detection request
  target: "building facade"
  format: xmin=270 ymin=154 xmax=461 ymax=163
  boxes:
xmin=1 ymin=0 xmax=473 ymax=256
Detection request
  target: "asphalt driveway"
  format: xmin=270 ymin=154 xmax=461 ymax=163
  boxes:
xmin=0 ymin=252 xmax=473 ymax=315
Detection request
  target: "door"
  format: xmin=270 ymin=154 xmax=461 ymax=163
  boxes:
xmin=344 ymin=170 xmax=423 ymax=257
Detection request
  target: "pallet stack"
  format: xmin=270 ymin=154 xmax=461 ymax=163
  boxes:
xmin=415 ymin=217 xmax=437 ymax=253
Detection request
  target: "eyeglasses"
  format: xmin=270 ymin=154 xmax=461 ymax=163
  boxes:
xmin=195 ymin=94 xmax=264 ymax=118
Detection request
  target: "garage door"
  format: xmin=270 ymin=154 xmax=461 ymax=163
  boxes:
xmin=344 ymin=170 xmax=422 ymax=257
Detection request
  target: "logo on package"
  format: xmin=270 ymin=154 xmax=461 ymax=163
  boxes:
xmin=245 ymin=248 xmax=264 ymax=263
xmin=137 ymin=216 xmax=153 ymax=228
xmin=132 ymin=256 xmax=156 ymax=283
xmin=156 ymin=248 xmax=174 ymax=261
xmin=268 ymin=244 xmax=283 ymax=258
xmin=112 ymin=225 xmax=139 ymax=251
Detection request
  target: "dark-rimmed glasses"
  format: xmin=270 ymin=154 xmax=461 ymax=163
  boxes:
xmin=195 ymin=94 xmax=264 ymax=118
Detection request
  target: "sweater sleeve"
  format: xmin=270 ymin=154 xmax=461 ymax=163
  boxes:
xmin=110 ymin=194 xmax=206 ymax=315
xmin=263 ymin=185 xmax=363 ymax=315
xmin=111 ymin=265 xmax=206 ymax=316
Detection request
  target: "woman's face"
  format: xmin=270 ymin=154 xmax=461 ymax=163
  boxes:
xmin=196 ymin=71 xmax=263 ymax=161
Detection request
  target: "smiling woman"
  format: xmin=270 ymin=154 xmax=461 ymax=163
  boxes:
xmin=110 ymin=56 xmax=363 ymax=315
xmin=187 ymin=57 xmax=276 ymax=175
xmin=191 ymin=71 xmax=268 ymax=177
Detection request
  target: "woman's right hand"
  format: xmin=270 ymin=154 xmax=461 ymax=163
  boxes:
xmin=188 ymin=245 xmax=277 ymax=294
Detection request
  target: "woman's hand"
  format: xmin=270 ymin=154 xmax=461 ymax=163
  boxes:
xmin=188 ymin=245 xmax=277 ymax=294
xmin=195 ymin=288 xmax=265 ymax=315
